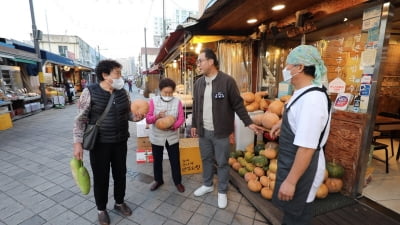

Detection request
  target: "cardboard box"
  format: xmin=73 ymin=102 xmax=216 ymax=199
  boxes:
xmin=179 ymin=138 xmax=203 ymax=175
xmin=136 ymin=149 xmax=153 ymax=163
xmin=136 ymin=119 xmax=150 ymax=137
xmin=137 ymin=137 xmax=152 ymax=149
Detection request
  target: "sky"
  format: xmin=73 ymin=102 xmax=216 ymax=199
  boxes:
xmin=0 ymin=0 xmax=198 ymax=58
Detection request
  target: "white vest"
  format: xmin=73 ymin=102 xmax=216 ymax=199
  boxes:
xmin=149 ymin=96 xmax=180 ymax=146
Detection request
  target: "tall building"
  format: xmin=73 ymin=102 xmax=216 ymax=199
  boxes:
xmin=117 ymin=57 xmax=136 ymax=78
xmin=153 ymin=9 xmax=197 ymax=47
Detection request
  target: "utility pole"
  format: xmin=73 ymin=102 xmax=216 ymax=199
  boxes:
xmin=29 ymin=0 xmax=47 ymax=109
xmin=162 ymin=0 xmax=166 ymax=38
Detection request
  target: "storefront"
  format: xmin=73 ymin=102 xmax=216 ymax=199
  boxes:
xmin=154 ymin=0 xmax=400 ymax=223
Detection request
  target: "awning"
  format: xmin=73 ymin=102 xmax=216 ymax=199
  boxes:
xmin=41 ymin=51 xmax=75 ymax=67
xmin=13 ymin=58 xmax=37 ymax=65
xmin=153 ymin=29 xmax=186 ymax=65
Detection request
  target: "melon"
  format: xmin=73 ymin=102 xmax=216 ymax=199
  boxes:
xmin=78 ymin=166 xmax=91 ymax=195
xmin=326 ymin=161 xmax=345 ymax=178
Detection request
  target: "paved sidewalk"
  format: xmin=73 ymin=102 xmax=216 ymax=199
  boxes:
xmin=0 ymin=85 xmax=270 ymax=225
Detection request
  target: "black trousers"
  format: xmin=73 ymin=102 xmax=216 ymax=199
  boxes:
xmin=89 ymin=141 xmax=127 ymax=210
xmin=282 ymin=202 xmax=314 ymax=225
xmin=152 ymin=141 xmax=182 ymax=185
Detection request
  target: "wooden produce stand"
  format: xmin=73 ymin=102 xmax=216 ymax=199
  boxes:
xmin=229 ymin=110 xmax=370 ymax=224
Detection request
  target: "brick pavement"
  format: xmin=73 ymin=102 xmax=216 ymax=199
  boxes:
xmin=0 ymin=85 xmax=270 ymax=225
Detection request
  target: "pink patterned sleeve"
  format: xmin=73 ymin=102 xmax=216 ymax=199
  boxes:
xmin=73 ymin=88 xmax=91 ymax=143
xmin=172 ymin=101 xmax=185 ymax=130
xmin=145 ymin=99 xmax=157 ymax=124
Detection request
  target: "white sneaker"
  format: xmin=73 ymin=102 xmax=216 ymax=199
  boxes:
xmin=218 ymin=193 xmax=227 ymax=209
xmin=194 ymin=185 xmax=214 ymax=197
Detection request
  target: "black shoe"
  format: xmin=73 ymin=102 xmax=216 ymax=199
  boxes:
xmin=98 ymin=210 xmax=110 ymax=225
xmin=176 ymin=184 xmax=185 ymax=193
xmin=114 ymin=203 xmax=132 ymax=216
xmin=150 ymin=181 xmax=164 ymax=191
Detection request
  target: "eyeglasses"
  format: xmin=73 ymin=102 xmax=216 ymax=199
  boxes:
xmin=196 ymin=58 xmax=208 ymax=64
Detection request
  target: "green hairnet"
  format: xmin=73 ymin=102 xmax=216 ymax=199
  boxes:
xmin=286 ymin=45 xmax=327 ymax=86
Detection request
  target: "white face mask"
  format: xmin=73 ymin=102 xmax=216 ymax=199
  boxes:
xmin=161 ymin=96 xmax=173 ymax=102
xmin=111 ymin=77 xmax=124 ymax=90
xmin=282 ymin=68 xmax=293 ymax=81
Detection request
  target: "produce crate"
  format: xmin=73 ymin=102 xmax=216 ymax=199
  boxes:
xmin=0 ymin=113 xmax=13 ymax=130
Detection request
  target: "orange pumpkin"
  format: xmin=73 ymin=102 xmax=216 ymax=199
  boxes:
xmin=261 ymin=187 xmax=273 ymax=199
xmin=263 ymin=148 xmax=278 ymax=159
xmin=253 ymin=167 xmax=265 ymax=177
xmin=244 ymin=172 xmax=258 ymax=182
xmin=268 ymin=100 xmax=284 ymax=116
xmin=261 ymin=112 xmax=280 ymax=129
xmin=259 ymin=176 xmax=270 ymax=187
xmin=316 ymin=183 xmax=329 ymax=199
xmin=228 ymin=157 xmax=237 ymax=166
xmin=279 ymin=95 xmax=291 ymax=103
xmin=130 ymin=99 xmax=149 ymax=115
xmin=248 ymin=180 xmax=262 ymax=192
xmin=267 ymin=170 xmax=276 ymax=181
xmin=259 ymin=99 xmax=269 ymax=111
xmin=251 ymin=114 xmax=264 ymax=125
xmin=155 ymin=115 xmax=176 ymax=130
xmin=232 ymin=162 xmax=242 ymax=171
xmin=246 ymin=101 xmax=259 ymax=112
xmin=241 ymin=92 xmax=255 ymax=103
xmin=325 ymin=178 xmax=343 ymax=193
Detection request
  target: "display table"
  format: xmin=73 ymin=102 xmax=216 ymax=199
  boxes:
xmin=375 ymin=115 xmax=400 ymax=160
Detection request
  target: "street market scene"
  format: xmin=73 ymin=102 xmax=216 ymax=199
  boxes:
xmin=1 ymin=0 xmax=400 ymax=225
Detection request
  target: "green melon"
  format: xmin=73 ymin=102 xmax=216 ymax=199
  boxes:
xmin=326 ymin=162 xmax=345 ymax=178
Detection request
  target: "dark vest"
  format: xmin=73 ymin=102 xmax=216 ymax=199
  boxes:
xmin=87 ymin=84 xmax=130 ymax=143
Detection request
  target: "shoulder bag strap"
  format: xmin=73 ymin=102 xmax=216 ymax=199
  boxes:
xmin=95 ymin=92 xmax=115 ymax=126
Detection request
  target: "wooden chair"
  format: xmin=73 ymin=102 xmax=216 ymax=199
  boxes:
xmin=372 ymin=141 xmax=389 ymax=173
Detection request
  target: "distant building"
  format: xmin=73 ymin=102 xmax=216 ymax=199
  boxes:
xmin=139 ymin=47 xmax=159 ymax=73
xmin=38 ymin=34 xmax=98 ymax=69
xmin=117 ymin=57 xmax=136 ymax=77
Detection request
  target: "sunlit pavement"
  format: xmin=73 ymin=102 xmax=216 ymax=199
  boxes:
xmin=0 ymin=85 xmax=270 ymax=225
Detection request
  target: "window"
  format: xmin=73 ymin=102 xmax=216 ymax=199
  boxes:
xmin=58 ymin=46 xmax=68 ymax=57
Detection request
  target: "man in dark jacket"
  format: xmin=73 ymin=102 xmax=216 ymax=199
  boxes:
xmin=191 ymin=48 xmax=263 ymax=209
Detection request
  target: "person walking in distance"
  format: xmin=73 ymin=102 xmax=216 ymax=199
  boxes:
xmin=146 ymin=78 xmax=185 ymax=193
xmin=191 ymin=48 xmax=264 ymax=209
xmin=269 ymin=45 xmax=332 ymax=225
xmin=73 ymin=60 xmax=143 ymax=225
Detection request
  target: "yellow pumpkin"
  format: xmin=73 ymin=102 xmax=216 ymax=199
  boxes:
xmin=130 ymin=99 xmax=149 ymax=115
xmin=155 ymin=115 xmax=176 ymax=130
xmin=269 ymin=159 xmax=278 ymax=173
xmin=248 ymin=180 xmax=262 ymax=192
xmin=325 ymin=178 xmax=343 ymax=193
xmin=268 ymin=100 xmax=284 ymax=116
xmin=267 ymin=170 xmax=276 ymax=181
xmin=316 ymin=183 xmax=329 ymax=199
xmin=261 ymin=187 xmax=273 ymax=199
xmin=261 ymin=112 xmax=280 ymax=129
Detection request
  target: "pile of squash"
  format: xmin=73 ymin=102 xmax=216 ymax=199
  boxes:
xmin=229 ymin=140 xmax=279 ymax=200
xmin=230 ymin=140 xmax=346 ymax=201
xmin=243 ymin=92 xmax=291 ymax=130
xmin=316 ymin=161 xmax=345 ymax=199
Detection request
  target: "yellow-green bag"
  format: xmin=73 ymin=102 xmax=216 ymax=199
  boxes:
xmin=70 ymin=158 xmax=91 ymax=195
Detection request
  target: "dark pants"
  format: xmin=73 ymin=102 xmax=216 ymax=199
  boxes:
xmin=282 ymin=202 xmax=314 ymax=225
xmin=89 ymin=141 xmax=127 ymax=210
xmin=152 ymin=141 xmax=182 ymax=185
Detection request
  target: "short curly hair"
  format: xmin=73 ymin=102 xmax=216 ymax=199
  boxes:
xmin=95 ymin=60 xmax=122 ymax=81
xmin=159 ymin=78 xmax=176 ymax=91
